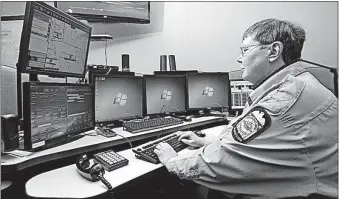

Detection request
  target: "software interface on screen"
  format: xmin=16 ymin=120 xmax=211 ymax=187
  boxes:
xmin=144 ymin=76 xmax=186 ymax=115
xmin=94 ymin=76 xmax=143 ymax=123
xmin=186 ymin=73 xmax=230 ymax=110
xmin=22 ymin=2 xmax=91 ymax=76
xmin=24 ymin=83 xmax=93 ymax=149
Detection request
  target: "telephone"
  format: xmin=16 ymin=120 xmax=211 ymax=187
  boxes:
xmin=75 ymin=154 xmax=114 ymax=198
xmin=75 ymin=154 xmax=105 ymax=182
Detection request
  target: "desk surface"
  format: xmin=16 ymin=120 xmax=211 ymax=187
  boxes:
xmin=26 ymin=124 xmax=227 ymax=199
xmin=1 ymin=116 xmax=228 ymax=173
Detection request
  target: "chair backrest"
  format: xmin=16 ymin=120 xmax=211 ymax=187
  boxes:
xmin=304 ymin=66 xmax=337 ymax=96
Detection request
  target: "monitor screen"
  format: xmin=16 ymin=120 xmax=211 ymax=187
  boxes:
xmin=56 ymin=1 xmax=150 ymax=24
xmin=94 ymin=75 xmax=143 ymax=124
xmin=23 ymin=82 xmax=94 ymax=150
xmin=186 ymin=73 xmax=231 ymax=111
xmin=18 ymin=1 xmax=91 ymax=77
xmin=143 ymin=75 xmax=186 ymax=115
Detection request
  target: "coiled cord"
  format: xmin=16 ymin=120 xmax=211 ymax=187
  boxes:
xmin=98 ymin=174 xmax=114 ymax=198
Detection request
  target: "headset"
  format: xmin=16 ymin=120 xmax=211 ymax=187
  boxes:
xmin=75 ymin=154 xmax=114 ymax=198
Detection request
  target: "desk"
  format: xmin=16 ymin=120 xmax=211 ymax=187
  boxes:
xmin=1 ymin=116 xmax=228 ymax=173
xmin=26 ymin=124 xmax=227 ymax=199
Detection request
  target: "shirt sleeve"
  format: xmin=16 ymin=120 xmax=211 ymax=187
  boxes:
xmin=162 ymin=74 xmax=317 ymax=195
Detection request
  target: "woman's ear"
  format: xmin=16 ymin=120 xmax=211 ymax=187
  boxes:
xmin=268 ymin=42 xmax=283 ymax=62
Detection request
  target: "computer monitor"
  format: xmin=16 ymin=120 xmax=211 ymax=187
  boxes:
xmin=186 ymin=72 xmax=232 ymax=112
xmin=18 ymin=1 xmax=92 ymax=78
xmin=143 ymin=75 xmax=186 ymax=116
xmin=23 ymin=82 xmax=94 ymax=151
xmin=94 ymin=75 xmax=143 ymax=124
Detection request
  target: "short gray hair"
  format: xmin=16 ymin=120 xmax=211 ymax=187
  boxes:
xmin=242 ymin=18 xmax=306 ymax=65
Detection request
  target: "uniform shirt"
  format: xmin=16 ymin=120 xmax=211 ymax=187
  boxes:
xmin=163 ymin=62 xmax=338 ymax=199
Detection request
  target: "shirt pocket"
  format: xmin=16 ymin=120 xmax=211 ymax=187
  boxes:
xmin=257 ymin=75 xmax=306 ymax=116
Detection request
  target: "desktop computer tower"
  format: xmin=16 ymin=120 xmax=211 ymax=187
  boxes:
xmin=1 ymin=114 xmax=19 ymax=152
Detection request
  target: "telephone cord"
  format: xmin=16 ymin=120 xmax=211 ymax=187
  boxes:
xmin=98 ymin=174 xmax=114 ymax=198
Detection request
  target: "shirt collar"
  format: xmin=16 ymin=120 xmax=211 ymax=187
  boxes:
xmin=248 ymin=61 xmax=306 ymax=105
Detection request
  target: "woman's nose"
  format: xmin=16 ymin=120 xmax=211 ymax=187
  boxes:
xmin=237 ymin=55 xmax=243 ymax=63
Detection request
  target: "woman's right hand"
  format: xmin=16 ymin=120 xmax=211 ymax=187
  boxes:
xmin=176 ymin=131 xmax=206 ymax=148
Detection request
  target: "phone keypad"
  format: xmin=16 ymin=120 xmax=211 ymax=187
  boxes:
xmin=93 ymin=150 xmax=129 ymax=171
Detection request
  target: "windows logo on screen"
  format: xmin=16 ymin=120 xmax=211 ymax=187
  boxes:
xmin=202 ymin=86 xmax=214 ymax=97
xmin=113 ymin=92 xmax=128 ymax=106
xmin=160 ymin=89 xmax=172 ymax=101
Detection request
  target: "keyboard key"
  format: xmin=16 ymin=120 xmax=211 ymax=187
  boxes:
xmin=93 ymin=150 xmax=129 ymax=171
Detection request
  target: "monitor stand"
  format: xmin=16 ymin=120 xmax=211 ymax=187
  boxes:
xmin=198 ymin=109 xmax=212 ymax=117
xmin=29 ymin=74 xmax=39 ymax=82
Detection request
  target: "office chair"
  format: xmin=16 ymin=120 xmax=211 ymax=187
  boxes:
xmin=304 ymin=66 xmax=337 ymax=96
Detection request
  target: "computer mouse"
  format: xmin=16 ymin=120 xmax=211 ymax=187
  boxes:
xmin=193 ymin=130 xmax=205 ymax=137
xmin=183 ymin=116 xmax=192 ymax=122
xmin=102 ymin=128 xmax=117 ymax=137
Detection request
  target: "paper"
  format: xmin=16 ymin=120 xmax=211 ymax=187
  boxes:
xmin=1 ymin=20 xmax=23 ymax=68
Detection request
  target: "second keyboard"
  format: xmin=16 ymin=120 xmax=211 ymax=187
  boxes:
xmin=123 ymin=116 xmax=184 ymax=134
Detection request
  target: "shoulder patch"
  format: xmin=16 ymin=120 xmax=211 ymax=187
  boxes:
xmin=232 ymin=106 xmax=271 ymax=143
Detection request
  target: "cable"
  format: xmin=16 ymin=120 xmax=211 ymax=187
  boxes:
xmin=125 ymin=112 xmax=137 ymax=118
xmin=156 ymin=126 xmax=166 ymax=139
xmin=115 ymin=133 xmax=133 ymax=149
xmin=160 ymin=105 xmax=166 ymax=114
xmin=105 ymin=66 xmax=112 ymax=76
xmin=98 ymin=174 xmax=114 ymax=199
xmin=171 ymin=107 xmax=180 ymax=112
xmin=210 ymin=102 xmax=225 ymax=117
xmin=105 ymin=39 xmax=108 ymax=67
xmin=158 ymin=105 xmax=166 ymax=118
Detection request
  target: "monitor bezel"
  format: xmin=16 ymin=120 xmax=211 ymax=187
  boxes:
xmin=185 ymin=72 xmax=232 ymax=112
xmin=142 ymin=74 xmax=187 ymax=117
xmin=92 ymin=74 xmax=144 ymax=125
xmin=18 ymin=1 xmax=92 ymax=78
xmin=23 ymin=82 xmax=95 ymax=150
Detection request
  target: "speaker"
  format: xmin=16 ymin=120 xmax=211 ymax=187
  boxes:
xmin=1 ymin=114 xmax=19 ymax=152
xmin=169 ymin=55 xmax=177 ymax=71
xmin=160 ymin=55 xmax=167 ymax=71
xmin=122 ymin=54 xmax=130 ymax=72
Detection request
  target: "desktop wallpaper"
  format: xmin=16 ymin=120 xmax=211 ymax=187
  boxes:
xmin=145 ymin=76 xmax=186 ymax=114
xmin=187 ymin=74 xmax=230 ymax=109
xmin=95 ymin=77 xmax=143 ymax=122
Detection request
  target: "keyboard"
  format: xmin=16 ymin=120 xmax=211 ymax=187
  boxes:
xmin=93 ymin=150 xmax=129 ymax=171
xmin=123 ymin=116 xmax=184 ymax=134
xmin=132 ymin=133 xmax=187 ymax=164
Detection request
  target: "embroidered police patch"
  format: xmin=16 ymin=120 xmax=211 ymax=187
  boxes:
xmin=232 ymin=106 xmax=271 ymax=143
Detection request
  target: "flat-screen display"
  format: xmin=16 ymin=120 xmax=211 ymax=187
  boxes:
xmin=18 ymin=1 xmax=91 ymax=77
xmin=186 ymin=73 xmax=231 ymax=111
xmin=94 ymin=75 xmax=143 ymax=124
xmin=23 ymin=82 xmax=94 ymax=150
xmin=143 ymin=75 xmax=186 ymax=115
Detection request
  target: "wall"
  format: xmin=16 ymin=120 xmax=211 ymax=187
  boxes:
xmin=1 ymin=1 xmax=337 ymax=74
xmin=1 ymin=1 xmax=338 ymax=115
xmin=87 ymin=2 xmax=338 ymax=75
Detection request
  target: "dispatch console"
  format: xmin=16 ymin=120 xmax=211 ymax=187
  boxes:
xmin=23 ymin=82 xmax=94 ymax=151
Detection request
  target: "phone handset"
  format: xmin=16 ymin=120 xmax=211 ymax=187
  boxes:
xmin=76 ymin=154 xmax=105 ymax=182
xmin=75 ymin=154 xmax=114 ymax=197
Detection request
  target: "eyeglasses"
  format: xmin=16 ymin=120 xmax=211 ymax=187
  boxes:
xmin=239 ymin=44 xmax=267 ymax=57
